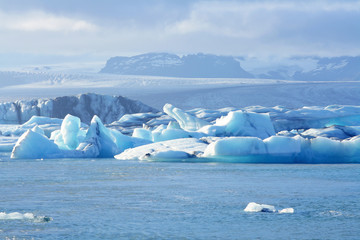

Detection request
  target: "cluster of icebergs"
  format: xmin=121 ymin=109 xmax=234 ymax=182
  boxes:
xmin=3 ymin=103 xmax=360 ymax=163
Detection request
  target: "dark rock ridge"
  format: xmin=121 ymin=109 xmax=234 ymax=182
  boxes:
xmin=0 ymin=93 xmax=158 ymax=124
xmin=100 ymin=52 xmax=253 ymax=78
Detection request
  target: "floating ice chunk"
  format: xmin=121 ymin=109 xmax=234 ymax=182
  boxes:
xmin=77 ymin=115 xmax=119 ymax=158
xmin=0 ymin=212 xmax=52 ymax=222
xmin=203 ymin=137 xmax=267 ymax=157
xmin=133 ymin=121 xmax=205 ymax=143
xmin=310 ymin=137 xmax=343 ymax=160
xmin=213 ymin=111 xmax=275 ymax=139
xmin=271 ymin=105 xmax=360 ymax=132
xmin=202 ymin=135 xmax=360 ymax=163
xmin=278 ymin=208 xmax=294 ymax=214
xmin=11 ymin=129 xmax=97 ymax=159
xmin=112 ymin=112 xmax=163 ymax=127
xmin=152 ymin=128 xmax=192 ymax=142
xmin=60 ymin=114 xmax=81 ymax=149
xmin=146 ymin=150 xmax=191 ymax=160
xmin=132 ymin=128 xmax=153 ymax=142
xmin=109 ymin=127 xmax=151 ymax=153
xmin=5 ymin=116 xmax=63 ymax=137
xmin=11 ymin=130 xmax=64 ymax=159
xmin=31 ymin=125 xmax=45 ymax=136
xmin=22 ymin=116 xmax=63 ymax=127
xmin=167 ymin=121 xmax=180 ymax=129
xmin=301 ymin=125 xmax=360 ymax=140
xmin=77 ymin=115 xmax=151 ymax=158
xmin=244 ymin=202 xmax=276 ymax=213
xmin=197 ymin=125 xmax=226 ymax=136
xmin=264 ymin=136 xmax=301 ymax=155
xmin=12 ymin=115 xmax=149 ymax=159
xmin=53 ymin=114 xmax=86 ymax=150
xmin=163 ymin=104 xmax=210 ymax=131
xmin=115 ymin=138 xmax=208 ymax=161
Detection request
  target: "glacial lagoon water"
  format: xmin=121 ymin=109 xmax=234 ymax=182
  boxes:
xmin=0 ymin=152 xmax=359 ymax=240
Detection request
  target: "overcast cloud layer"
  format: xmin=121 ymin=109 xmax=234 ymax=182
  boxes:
xmin=0 ymin=0 xmax=359 ymax=60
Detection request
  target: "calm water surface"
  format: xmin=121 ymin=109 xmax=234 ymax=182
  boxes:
xmin=0 ymin=153 xmax=359 ymax=239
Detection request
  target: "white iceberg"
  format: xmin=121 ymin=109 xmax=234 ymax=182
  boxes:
xmin=11 ymin=115 xmax=150 ymax=159
xmin=0 ymin=212 xmax=52 ymax=222
xmin=264 ymin=136 xmax=301 ymax=155
xmin=203 ymin=135 xmax=360 ymax=163
xmin=278 ymin=208 xmax=294 ymax=214
xmin=210 ymin=111 xmax=275 ymax=139
xmin=115 ymin=138 xmax=208 ymax=161
xmin=244 ymin=202 xmax=276 ymax=213
xmin=163 ymin=103 xmax=210 ymax=131
xmin=203 ymin=137 xmax=267 ymax=157
xmin=3 ymin=116 xmax=63 ymax=137
xmin=11 ymin=130 xmax=67 ymax=159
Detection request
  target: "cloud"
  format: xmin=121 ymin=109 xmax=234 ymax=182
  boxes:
xmin=168 ymin=1 xmax=360 ymax=38
xmin=0 ymin=10 xmax=97 ymax=32
xmin=0 ymin=1 xmax=359 ymax=58
xmin=162 ymin=0 xmax=360 ymax=56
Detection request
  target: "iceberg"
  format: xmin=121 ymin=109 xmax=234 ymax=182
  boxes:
xmin=115 ymin=138 xmax=208 ymax=161
xmin=75 ymin=115 xmax=151 ymax=158
xmin=244 ymin=202 xmax=276 ymax=213
xmin=203 ymin=135 xmax=360 ymax=163
xmin=3 ymin=116 xmax=63 ymax=137
xmin=244 ymin=203 xmax=294 ymax=214
xmin=0 ymin=212 xmax=52 ymax=222
xmin=53 ymin=114 xmax=85 ymax=150
xmin=11 ymin=130 xmax=70 ymax=159
xmin=11 ymin=115 xmax=151 ymax=159
xmin=203 ymin=137 xmax=267 ymax=157
xmin=163 ymin=103 xmax=210 ymax=131
xmin=264 ymin=136 xmax=301 ymax=155
xmin=210 ymin=111 xmax=275 ymax=139
xmin=278 ymin=208 xmax=294 ymax=214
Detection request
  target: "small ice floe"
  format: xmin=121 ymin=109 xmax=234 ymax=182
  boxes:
xmin=0 ymin=212 xmax=52 ymax=222
xmin=278 ymin=208 xmax=295 ymax=214
xmin=244 ymin=202 xmax=294 ymax=214
xmin=244 ymin=202 xmax=276 ymax=213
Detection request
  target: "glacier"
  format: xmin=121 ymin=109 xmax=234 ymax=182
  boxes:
xmin=2 ymin=101 xmax=360 ymax=163
xmin=0 ymin=93 xmax=157 ymax=124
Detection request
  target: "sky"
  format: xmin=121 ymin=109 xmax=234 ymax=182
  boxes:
xmin=0 ymin=0 xmax=359 ymax=65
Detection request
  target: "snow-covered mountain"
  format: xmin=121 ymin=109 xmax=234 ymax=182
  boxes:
xmin=241 ymin=56 xmax=360 ymax=81
xmin=292 ymin=56 xmax=360 ymax=81
xmin=0 ymin=93 xmax=157 ymax=124
xmin=100 ymin=53 xmax=360 ymax=81
xmin=100 ymin=53 xmax=253 ymax=78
